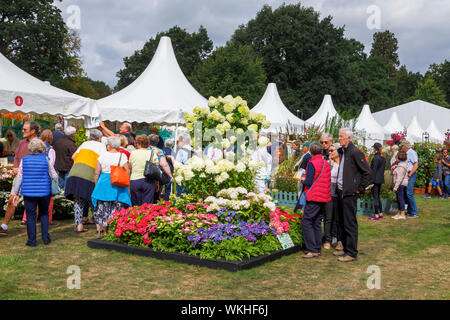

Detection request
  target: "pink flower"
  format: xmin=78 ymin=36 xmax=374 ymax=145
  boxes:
xmin=281 ymin=222 xmax=290 ymax=232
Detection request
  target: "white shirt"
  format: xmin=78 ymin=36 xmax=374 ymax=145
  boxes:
xmin=406 ymin=148 xmax=419 ymax=172
xmin=97 ymin=152 xmax=128 ymax=174
xmin=250 ymin=147 xmax=272 ymax=179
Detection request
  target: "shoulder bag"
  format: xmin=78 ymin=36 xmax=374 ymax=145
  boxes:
xmin=110 ymin=152 xmax=130 ymax=188
xmin=298 ymin=161 xmax=325 ymax=207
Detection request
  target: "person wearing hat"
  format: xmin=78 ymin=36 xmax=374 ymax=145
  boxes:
xmin=293 ymin=141 xmax=312 ymax=212
xmin=400 ymin=140 xmax=419 ymax=218
xmin=368 ymin=143 xmax=386 ymax=221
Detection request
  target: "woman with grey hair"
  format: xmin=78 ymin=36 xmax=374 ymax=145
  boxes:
xmin=65 ymin=128 xmax=107 ymax=233
xmin=91 ymin=136 xmax=131 ymax=235
xmin=10 ymin=138 xmax=58 ymax=246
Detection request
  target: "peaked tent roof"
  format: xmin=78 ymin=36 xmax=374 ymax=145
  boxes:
xmin=383 ymin=111 xmax=404 ymax=133
xmin=425 ymin=120 xmax=445 ymax=143
xmin=306 ymin=94 xmax=338 ymax=128
xmin=406 ymin=115 xmax=424 ymax=143
xmin=354 ymin=104 xmax=388 ymax=143
xmin=372 ymin=100 xmax=450 ymax=133
xmin=251 ymin=83 xmax=304 ymax=133
xmin=97 ymin=36 xmax=207 ymax=125
xmin=0 ymin=53 xmax=98 ymax=118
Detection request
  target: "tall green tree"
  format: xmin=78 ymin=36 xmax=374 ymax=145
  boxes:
xmin=395 ymin=65 xmax=423 ymax=104
xmin=426 ymin=60 xmax=450 ymax=106
xmin=407 ymin=77 xmax=449 ymax=107
xmin=231 ymin=3 xmax=367 ymax=119
xmin=190 ymin=43 xmax=266 ymax=107
xmin=116 ymin=26 xmax=213 ymax=90
xmin=0 ymin=0 xmax=81 ymax=84
xmin=369 ymin=30 xmax=400 ymax=79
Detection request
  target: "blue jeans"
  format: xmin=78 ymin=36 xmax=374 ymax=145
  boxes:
xmin=443 ymin=175 xmax=450 ymax=198
xmin=176 ymin=184 xmax=186 ymax=197
xmin=163 ymin=182 xmax=172 ymax=201
xmin=58 ymin=171 xmax=69 ymax=189
xmin=24 ymin=195 xmax=51 ymax=246
xmin=405 ymin=173 xmax=418 ymax=216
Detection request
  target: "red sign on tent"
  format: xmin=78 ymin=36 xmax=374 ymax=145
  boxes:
xmin=15 ymin=96 xmax=23 ymax=106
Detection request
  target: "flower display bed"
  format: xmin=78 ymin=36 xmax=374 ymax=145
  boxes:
xmin=90 ymin=188 xmax=303 ymax=270
xmin=87 ymin=238 xmax=302 ymax=272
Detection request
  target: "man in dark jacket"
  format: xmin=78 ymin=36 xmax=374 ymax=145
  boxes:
xmin=369 ymin=143 xmax=386 ymax=220
xmin=53 ymin=126 xmax=78 ymax=189
xmin=334 ymin=128 xmax=371 ymax=262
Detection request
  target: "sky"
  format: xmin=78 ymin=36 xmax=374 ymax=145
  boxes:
xmin=54 ymin=0 xmax=450 ymax=88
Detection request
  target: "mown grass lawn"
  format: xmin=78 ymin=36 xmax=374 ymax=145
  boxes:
xmin=0 ymin=196 xmax=448 ymax=300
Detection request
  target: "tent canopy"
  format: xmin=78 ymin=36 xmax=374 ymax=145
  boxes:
xmin=251 ymin=83 xmax=304 ymax=133
xmin=0 ymin=53 xmax=98 ymax=118
xmin=305 ymin=94 xmax=338 ymax=128
xmin=425 ymin=120 xmax=445 ymax=143
xmin=97 ymin=36 xmax=207 ymax=125
xmin=406 ymin=115 xmax=424 ymax=143
xmin=354 ymin=104 xmax=387 ymax=145
xmin=383 ymin=111 xmax=404 ymax=134
xmin=373 ymin=100 xmax=450 ymax=134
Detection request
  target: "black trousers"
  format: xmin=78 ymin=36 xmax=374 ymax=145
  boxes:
xmin=372 ymin=183 xmax=382 ymax=214
xmin=323 ymin=197 xmax=341 ymax=243
xmin=302 ymin=201 xmax=326 ymax=253
xmin=336 ymin=189 xmax=358 ymax=258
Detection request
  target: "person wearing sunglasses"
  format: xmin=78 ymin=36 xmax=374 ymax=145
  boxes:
xmin=320 ymin=133 xmax=333 ymax=161
xmin=3 ymin=129 xmax=20 ymax=162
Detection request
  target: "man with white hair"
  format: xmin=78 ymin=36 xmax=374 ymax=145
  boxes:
xmin=52 ymin=123 xmax=65 ymax=146
xmin=53 ymin=126 xmax=78 ymax=189
xmin=99 ymin=121 xmax=134 ymax=141
xmin=334 ymin=128 xmax=371 ymax=262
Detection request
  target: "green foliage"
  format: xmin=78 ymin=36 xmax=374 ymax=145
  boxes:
xmin=323 ymin=114 xmax=356 ymax=139
xmin=190 ymin=43 xmax=267 ymax=107
xmin=395 ymin=65 xmax=424 ymax=104
xmin=370 ymin=30 xmax=400 ymax=79
xmin=61 ymin=76 xmax=112 ymax=99
xmin=287 ymin=217 xmax=303 ymax=244
xmin=198 ymin=236 xmax=281 ymax=261
xmin=407 ymin=78 xmax=449 ymax=107
xmin=426 ymin=60 xmax=450 ymax=106
xmin=74 ymin=127 xmax=88 ymax=147
xmin=274 ymin=157 xmax=298 ymax=193
xmin=231 ymin=3 xmax=368 ymax=119
xmin=116 ymin=25 xmax=213 ymax=90
xmin=0 ymin=1 xmax=82 ymax=84
xmin=413 ymin=142 xmax=443 ymax=188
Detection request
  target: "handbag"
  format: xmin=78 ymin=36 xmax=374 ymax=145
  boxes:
xmin=144 ymin=149 xmax=163 ymax=181
xmin=110 ymin=152 xmax=130 ymax=188
xmin=47 ymin=158 xmax=61 ymax=196
xmin=298 ymin=161 xmax=325 ymax=207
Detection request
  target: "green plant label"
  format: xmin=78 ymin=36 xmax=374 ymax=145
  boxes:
xmin=277 ymin=233 xmax=294 ymax=249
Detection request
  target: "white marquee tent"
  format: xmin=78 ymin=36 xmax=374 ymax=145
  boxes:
xmin=305 ymin=94 xmax=338 ymax=128
xmin=0 ymin=53 xmax=98 ymax=120
xmin=251 ymin=83 xmax=304 ymax=133
xmin=373 ymin=100 xmax=450 ymax=134
xmin=353 ymin=104 xmax=388 ymax=146
xmin=425 ymin=120 xmax=445 ymax=143
xmin=383 ymin=111 xmax=405 ymax=134
xmin=406 ymin=115 xmax=424 ymax=143
xmin=97 ymin=36 xmax=207 ymax=125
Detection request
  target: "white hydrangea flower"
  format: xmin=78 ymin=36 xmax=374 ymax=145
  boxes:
xmin=175 ymin=176 xmax=183 ymax=185
xmin=183 ymin=169 xmax=195 ymax=181
xmin=236 ymin=187 xmax=248 ymax=195
xmin=235 ymin=161 xmax=246 ymax=173
xmin=263 ymin=202 xmax=276 ymax=212
xmin=206 ymin=202 xmax=220 ymax=212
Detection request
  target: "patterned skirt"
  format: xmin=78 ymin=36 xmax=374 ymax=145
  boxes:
xmin=93 ymin=200 xmax=127 ymax=227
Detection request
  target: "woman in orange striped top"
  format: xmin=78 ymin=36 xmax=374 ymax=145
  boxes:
xmin=64 ymin=129 xmax=107 ymax=233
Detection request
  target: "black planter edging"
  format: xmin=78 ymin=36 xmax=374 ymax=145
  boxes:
xmin=87 ymin=239 xmax=302 ymax=272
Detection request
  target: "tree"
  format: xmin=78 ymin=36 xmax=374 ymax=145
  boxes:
xmin=190 ymin=43 xmax=266 ymax=107
xmin=62 ymin=77 xmax=112 ymax=99
xmin=116 ymin=25 xmax=213 ymax=90
xmin=231 ymin=3 xmax=367 ymax=119
xmin=426 ymin=60 xmax=450 ymax=106
xmin=0 ymin=0 xmax=82 ymax=84
xmin=395 ymin=65 xmax=423 ymax=104
xmin=407 ymin=77 xmax=449 ymax=107
xmin=369 ymin=30 xmax=400 ymax=79
xmin=358 ymin=56 xmax=398 ymax=112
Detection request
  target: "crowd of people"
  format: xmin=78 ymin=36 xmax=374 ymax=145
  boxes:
xmin=291 ymin=129 xmax=450 ymax=262
xmin=0 ymin=120 xmax=448 ymax=257
xmin=0 ymin=121 xmax=178 ymax=246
